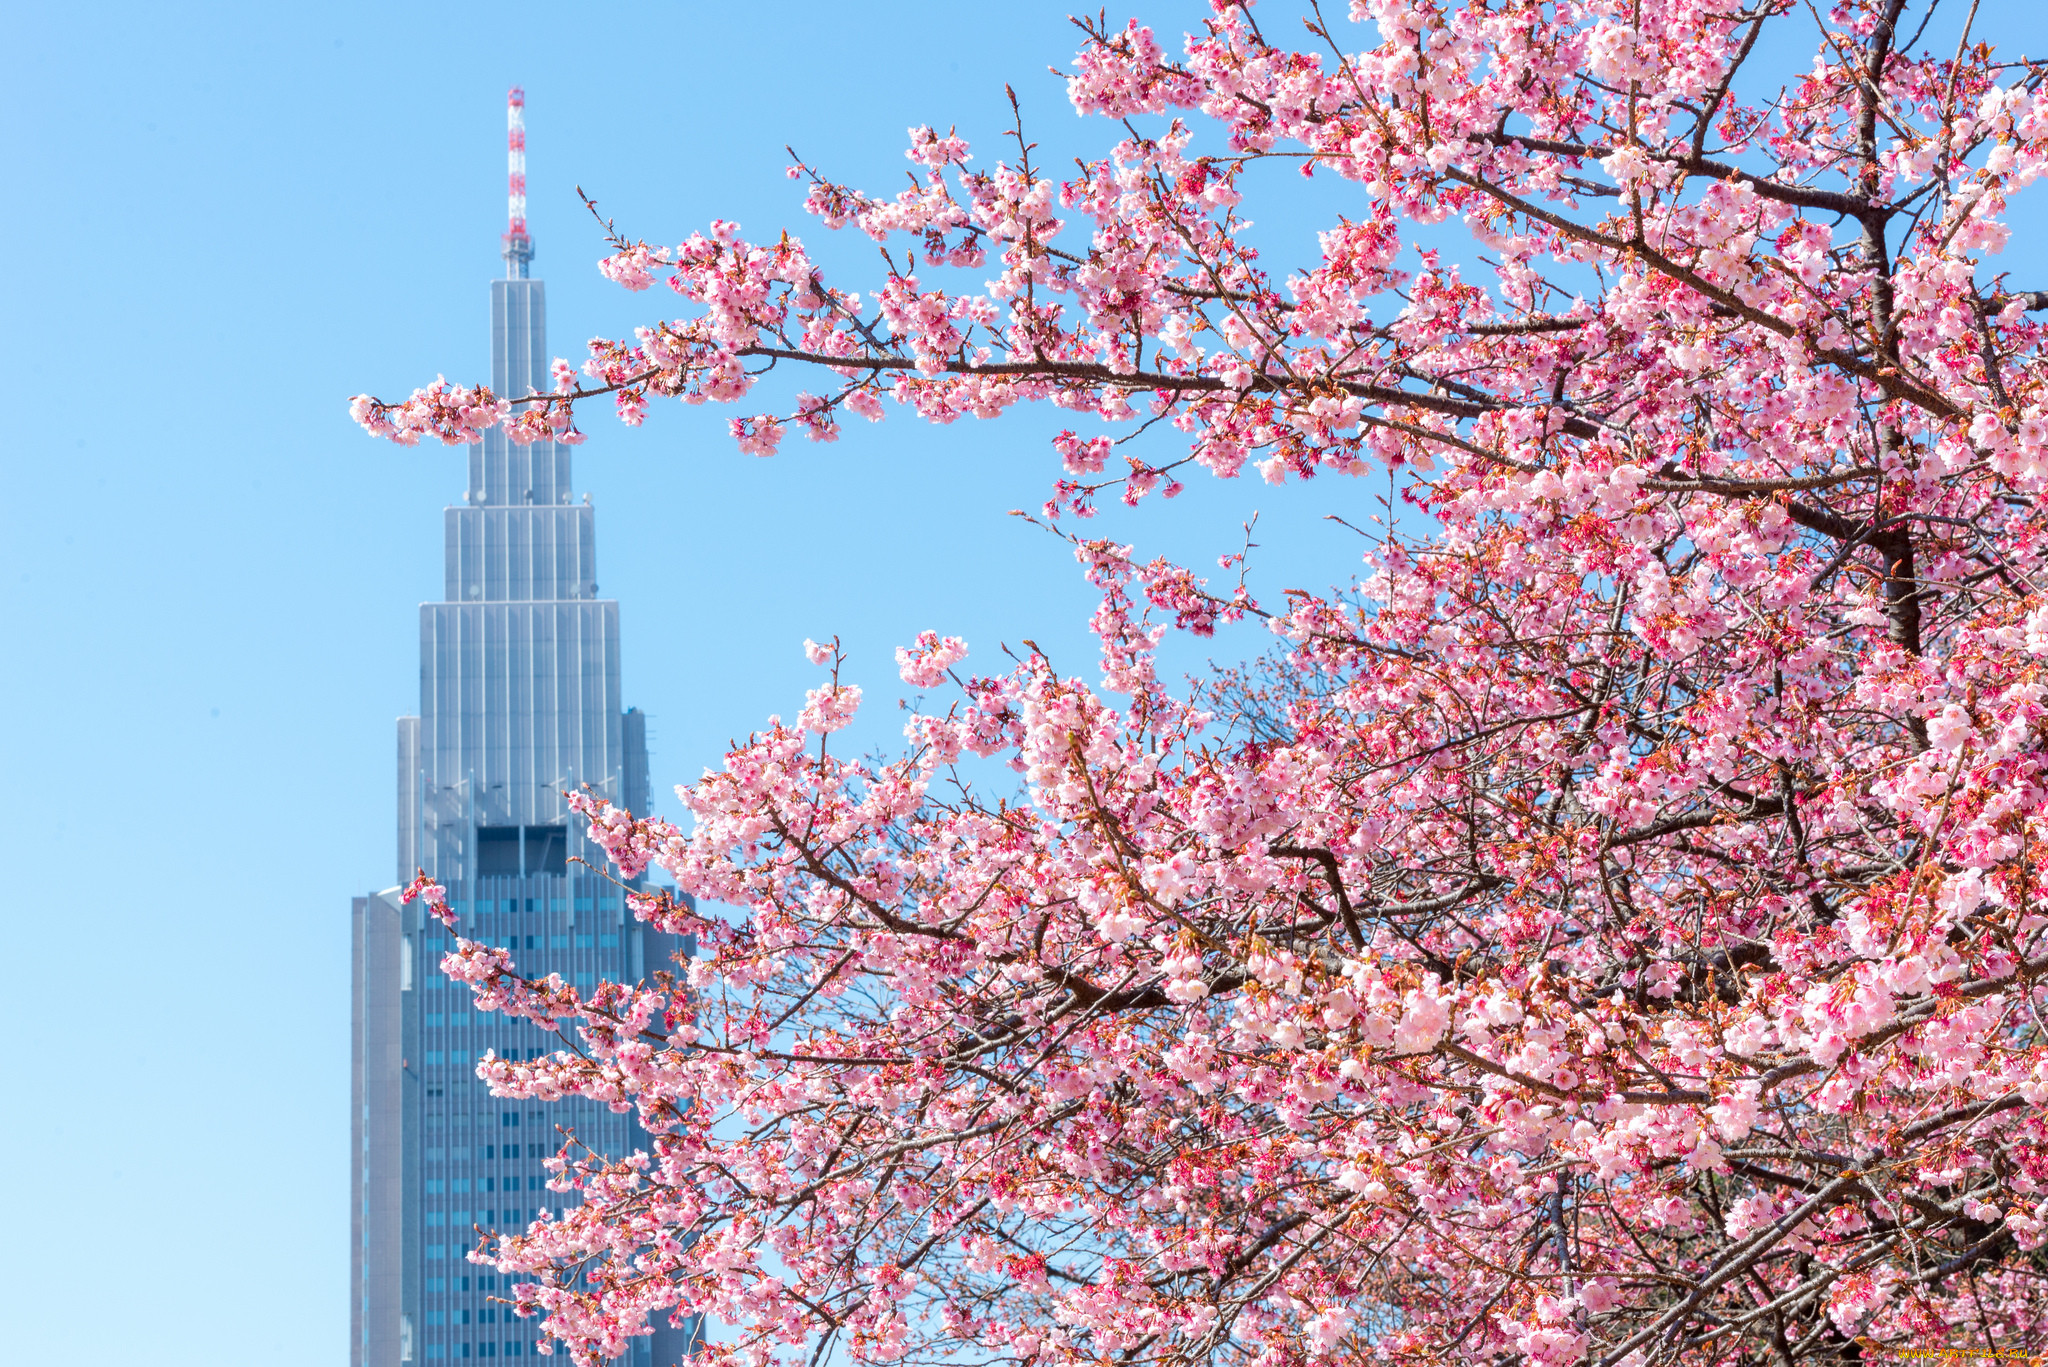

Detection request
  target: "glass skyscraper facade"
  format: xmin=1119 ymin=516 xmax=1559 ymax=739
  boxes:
xmin=353 ymin=220 xmax=699 ymax=1367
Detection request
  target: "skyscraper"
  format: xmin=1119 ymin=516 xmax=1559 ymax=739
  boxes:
xmin=353 ymin=88 xmax=700 ymax=1367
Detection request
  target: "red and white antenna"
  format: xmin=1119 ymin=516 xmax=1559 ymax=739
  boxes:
xmin=503 ymin=86 xmax=534 ymax=277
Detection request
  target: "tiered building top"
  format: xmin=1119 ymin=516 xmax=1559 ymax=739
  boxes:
xmin=352 ymin=89 xmax=698 ymax=1367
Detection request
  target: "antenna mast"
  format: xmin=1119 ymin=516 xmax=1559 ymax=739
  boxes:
xmin=503 ymin=87 xmax=533 ymax=278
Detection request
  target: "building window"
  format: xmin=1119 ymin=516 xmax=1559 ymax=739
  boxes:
xmin=426 ymin=1052 xmax=444 ymax=1065
xmin=599 ymin=935 xmax=619 ymax=948
xmin=427 ymin=1213 xmax=444 ymax=1227
xmin=548 ymin=936 xmax=568 ymax=950
xmin=428 ymin=1279 xmax=446 ymax=1293
xmin=501 ymin=1113 xmax=519 ymax=1128
xmin=426 ymin=1180 xmax=445 ymax=1195
xmin=427 ymin=1312 xmax=446 ymax=1326
xmin=426 ymin=1347 xmax=446 ymax=1360
xmin=428 ymin=1245 xmax=446 ymax=1260
xmin=574 ymin=936 xmax=594 ymax=950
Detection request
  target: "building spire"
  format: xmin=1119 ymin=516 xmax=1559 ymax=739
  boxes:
xmin=503 ymin=86 xmax=534 ymax=279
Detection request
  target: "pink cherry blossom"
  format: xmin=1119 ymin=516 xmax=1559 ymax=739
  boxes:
xmin=894 ymin=630 xmax=967 ymax=687
xmin=356 ymin=5 xmax=2048 ymax=1367
xmin=401 ymin=870 xmax=455 ymax=927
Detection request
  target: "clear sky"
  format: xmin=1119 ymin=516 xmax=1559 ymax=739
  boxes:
xmin=5 ymin=2 xmax=2047 ymax=1363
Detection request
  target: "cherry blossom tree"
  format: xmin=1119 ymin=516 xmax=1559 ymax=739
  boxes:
xmin=364 ymin=3 xmax=2048 ymax=1366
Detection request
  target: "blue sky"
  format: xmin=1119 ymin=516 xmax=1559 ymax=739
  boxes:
xmin=5 ymin=1 xmax=2047 ymax=1363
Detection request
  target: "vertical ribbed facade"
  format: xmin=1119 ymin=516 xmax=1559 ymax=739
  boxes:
xmin=354 ymin=251 xmax=700 ymax=1367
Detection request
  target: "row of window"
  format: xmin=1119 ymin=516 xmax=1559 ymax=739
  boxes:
xmin=425 ymin=1176 xmax=542 ymax=1195
xmin=425 ymin=1307 xmax=504 ymax=1325
xmin=425 ymin=1144 xmax=548 ymax=1161
xmin=427 ymin=1204 xmax=538 ymax=1226
xmin=423 ymin=1111 xmax=564 ymax=1131
xmin=423 ymin=1341 xmax=525 ymax=1358
xmin=426 ymin=1276 xmax=501 ymax=1292
xmin=435 ymin=897 xmax=619 ymax=916
xmin=423 ymin=935 xmax=617 ymax=957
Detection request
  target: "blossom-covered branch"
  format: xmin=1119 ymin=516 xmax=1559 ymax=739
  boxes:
xmin=356 ymin=4 xmax=2048 ymax=1367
